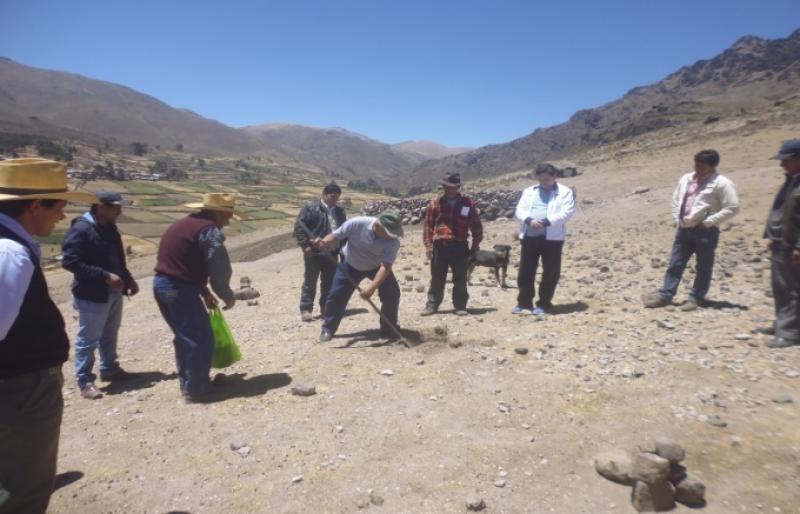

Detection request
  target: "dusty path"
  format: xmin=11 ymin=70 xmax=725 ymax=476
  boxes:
xmin=48 ymin=127 xmax=799 ymax=513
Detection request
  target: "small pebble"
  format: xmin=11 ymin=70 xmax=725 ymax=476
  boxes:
xmin=493 ymin=479 xmax=506 ymax=488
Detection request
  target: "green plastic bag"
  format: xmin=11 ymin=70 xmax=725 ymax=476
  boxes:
xmin=209 ymin=307 xmax=242 ymax=368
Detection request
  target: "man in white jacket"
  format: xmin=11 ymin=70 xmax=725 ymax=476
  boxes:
xmin=513 ymin=163 xmax=576 ymax=315
xmin=645 ymin=150 xmax=739 ymax=311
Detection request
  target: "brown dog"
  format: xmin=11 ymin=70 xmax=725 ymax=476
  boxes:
xmin=467 ymin=244 xmax=512 ymax=287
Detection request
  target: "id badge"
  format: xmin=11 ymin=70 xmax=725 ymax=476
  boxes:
xmin=460 ymin=206 xmax=470 ymax=216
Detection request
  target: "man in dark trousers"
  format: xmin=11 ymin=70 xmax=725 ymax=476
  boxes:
xmin=764 ymin=139 xmax=800 ymax=348
xmin=0 ymin=158 xmax=94 ymax=514
xmin=293 ymin=182 xmax=347 ymax=321
xmin=422 ymin=172 xmax=483 ymax=316
xmin=62 ymin=191 xmax=139 ymax=400
xmin=513 ymin=163 xmax=576 ymax=316
xmin=153 ymin=193 xmax=238 ymax=402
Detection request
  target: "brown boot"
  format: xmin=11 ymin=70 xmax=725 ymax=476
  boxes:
xmin=80 ymin=383 xmax=102 ymax=400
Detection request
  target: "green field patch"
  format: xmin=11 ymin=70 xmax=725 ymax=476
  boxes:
xmin=135 ymin=197 xmax=177 ymax=207
xmin=240 ymin=208 xmax=288 ymax=221
xmin=117 ymin=223 xmax=171 ymax=238
xmin=120 ymin=209 xmax=176 ymax=223
xmin=120 ymin=181 xmax=172 ymax=194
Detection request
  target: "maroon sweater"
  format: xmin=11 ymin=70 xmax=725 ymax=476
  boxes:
xmin=154 ymin=213 xmax=216 ymax=287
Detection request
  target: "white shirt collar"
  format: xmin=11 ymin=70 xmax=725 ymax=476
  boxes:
xmin=0 ymin=212 xmax=42 ymax=259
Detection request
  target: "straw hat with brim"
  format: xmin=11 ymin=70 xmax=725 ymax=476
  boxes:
xmin=0 ymin=158 xmax=96 ymax=203
xmin=185 ymin=192 xmax=246 ymax=219
xmin=377 ymin=208 xmax=404 ymax=239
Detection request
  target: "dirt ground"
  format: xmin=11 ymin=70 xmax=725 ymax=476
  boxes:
xmin=46 ymin=126 xmax=800 ymax=514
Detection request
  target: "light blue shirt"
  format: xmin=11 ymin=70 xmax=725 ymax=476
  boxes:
xmin=524 ymin=187 xmax=553 ymax=237
xmin=333 ymin=217 xmax=400 ymax=272
xmin=0 ymin=212 xmax=40 ymax=340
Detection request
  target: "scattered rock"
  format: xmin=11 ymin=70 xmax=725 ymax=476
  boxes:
xmin=493 ymin=479 xmax=506 ymax=488
xmin=631 ymin=452 xmax=670 ymax=484
xmin=773 ymin=394 xmax=794 ymax=404
xmin=380 ymin=369 xmax=394 ymax=376
xmin=594 ymin=450 xmax=634 ymax=485
xmin=514 ymin=347 xmax=529 ymax=355
xmin=653 ymin=437 xmax=685 ymax=463
xmin=247 ymin=299 xmax=259 ymax=306
xmin=706 ymin=415 xmax=728 ymax=428
xmin=632 ymin=187 xmax=651 ymax=195
xmin=465 ymin=494 xmax=486 ymax=511
xmin=291 ymin=383 xmax=317 ymax=397
xmin=230 ymin=440 xmax=248 ymax=451
xmin=730 ymin=435 xmax=743 ymax=447
xmin=235 ymin=446 xmax=251 ymax=457
xmin=291 ymin=474 xmax=303 ymax=484
xmin=632 ymin=480 xmax=676 ymax=512
xmin=674 ymin=476 xmax=706 ymax=506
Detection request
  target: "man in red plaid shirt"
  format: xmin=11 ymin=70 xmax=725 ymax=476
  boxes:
xmin=422 ymin=173 xmax=483 ymax=316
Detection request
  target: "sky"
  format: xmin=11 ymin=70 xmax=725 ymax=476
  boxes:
xmin=0 ymin=0 xmax=797 ymax=148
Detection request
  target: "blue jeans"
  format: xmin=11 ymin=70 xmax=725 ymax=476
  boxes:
xmin=659 ymin=226 xmax=720 ymax=300
xmin=73 ymin=291 xmax=123 ymax=387
xmin=153 ymin=275 xmax=213 ymax=395
xmin=322 ymin=261 xmax=400 ymax=335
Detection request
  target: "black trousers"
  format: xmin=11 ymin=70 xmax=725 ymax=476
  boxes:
xmin=771 ymin=244 xmax=800 ymax=342
xmin=299 ymin=252 xmax=338 ymax=314
xmin=516 ymin=236 xmax=564 ymax=310
xmin=426 ymin=241 xmax=470 ymax=311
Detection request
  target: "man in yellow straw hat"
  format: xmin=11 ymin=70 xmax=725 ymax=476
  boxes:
xmin=153 ymin=192 xmax=239 ymax=403
xmin=0 ymin=158 xmax=95 ymax=513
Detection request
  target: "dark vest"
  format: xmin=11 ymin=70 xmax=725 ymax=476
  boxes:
xmin=0 ymin=224 xmax=69 ymax=379
xmin=154 ymin=214 xmax=216 ymax=287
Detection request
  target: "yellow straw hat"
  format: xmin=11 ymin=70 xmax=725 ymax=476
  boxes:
xmin=185 ymin=192 xmax=245 ymax=218
xmin=0 ymin=158 xmax=96 ymax=203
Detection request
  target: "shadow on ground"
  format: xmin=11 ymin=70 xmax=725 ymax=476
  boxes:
xmin=198 ymin=372 xmax=292 ymax=403
xmin=100 ymin=371 xmax=178 ymax=395
xmin=549 ymin=301 xmax=590 ymax=315
xmin=53 ymin=471 xmax=83 ymax=492
xmin=335 ymin=328 xmax=426 ymax=348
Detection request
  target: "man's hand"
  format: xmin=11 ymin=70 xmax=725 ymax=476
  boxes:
xmin=126 ymin=279 xmax=140 ymax=297
xmin=766 ymin=240 xmax=777 ymax=252
xmin=791 ymin=249 xmax=800 ymax=267
xmin=470 ymin=246 xmax=479 ymax=257
xmin=105 ymin=273 xmax=124 ymax=292
xmin=359 ymin=285 xmax=376 ymax=300
xmin=303 ymin=246 xmax=313 ymax=258
xmin=222 ymin=298 xmax=236 ymax=310
xmin=528 ymin=219 xmax=545 ymax=229
xmin=201 ymin=290 xmax=218 ymax=310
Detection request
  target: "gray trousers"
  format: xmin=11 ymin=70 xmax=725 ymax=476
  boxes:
xmin=0 ymin=367 xmax=64 ymax=514
xmin=771 ymin=245 xmax=800 ymax=342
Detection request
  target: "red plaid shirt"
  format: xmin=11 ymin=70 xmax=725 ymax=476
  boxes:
xmin=423 ymin=194 xmax=483 ymax=252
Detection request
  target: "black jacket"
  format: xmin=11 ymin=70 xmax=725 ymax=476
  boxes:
xmin=293 ymin=199 xmax=347 ymax=250
xmin=62 ymin=212 xmax=134 ymax=303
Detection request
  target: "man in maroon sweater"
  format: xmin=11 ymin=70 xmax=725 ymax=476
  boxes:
xmin=153 ymin=193 xmax=238 ymax=402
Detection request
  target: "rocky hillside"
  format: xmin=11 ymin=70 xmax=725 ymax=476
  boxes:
xmin=0 ymin=57 xmax=272 ymax=156
xmin=410 ymin=28 xmax=800 ymax=186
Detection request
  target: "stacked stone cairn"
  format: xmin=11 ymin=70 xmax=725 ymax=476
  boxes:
xmin=361 ymin=190 xmax=523 ymax=225
xmin=594 ymin=437 xmax=706 ymax=512
xmin=233 ymin=276 xmax=261 ymax=305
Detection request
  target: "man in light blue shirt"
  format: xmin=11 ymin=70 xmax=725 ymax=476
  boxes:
xmin=313 ymin=210 xmax=403 ymax=342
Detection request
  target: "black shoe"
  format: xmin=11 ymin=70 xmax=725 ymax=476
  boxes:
xmin=754 ymin=325 xmax=776 ymax=336
xmin=380 ymin=327 xmax=402 ymax=340
xmin=319 ymin=329 xmax=333 ymax=343
xmin=420 ymin=306 xmax=437 ymax=316
xmin=183 ymin=384 xmax=219 ymax=403
xmin=766 ymin=337 xmax=800 ymax=349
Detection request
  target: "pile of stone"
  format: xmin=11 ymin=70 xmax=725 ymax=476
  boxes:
xmin=361 ymin=190 xmax=523 ymax=224
xmin=594 ymin=437 xmax=706 ymax=512
xmin=233 ymin=276 xmax=260 ymax=305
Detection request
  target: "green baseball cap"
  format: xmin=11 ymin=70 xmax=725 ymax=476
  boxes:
xmin=377 ymin=208 xmax=404 ymax=239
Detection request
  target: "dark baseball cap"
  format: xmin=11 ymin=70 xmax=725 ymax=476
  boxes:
xmin=771 ymin=139 xmax=800 ymax=160
xmin=96 ymin=191 xmax=131 ymax=206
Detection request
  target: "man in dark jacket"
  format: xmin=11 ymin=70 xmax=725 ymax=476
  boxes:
xmin=0 ymin=158 xmax=95 ymax=514
xmin=293 ymin=182 xmax=347 ymax=321
xmin=764 ymin=139 xmax=800 ymax=348
xmin=62 ymin=191 xmax=139 ymax=399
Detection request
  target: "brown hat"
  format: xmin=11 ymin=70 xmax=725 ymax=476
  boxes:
xmin=439 ymin=173 xmax=461 ymax=187
xmin=0 ymin=158 xmax=96 ymax=203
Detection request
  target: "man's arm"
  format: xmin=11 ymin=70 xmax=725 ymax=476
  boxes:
xmin=61 ymin=225 xmax=110 ymax=283
xmin=293 ymin=203 xmax=312 ymax=249
xmin=360 ymin=262 xmax=392 ymax=299
xmin=671 ymin=177 xmax=684 ymax=225
xmin=198 ymin=227 xmax=235 ymax=309
xmin=423 ymin=200 xmax=436 ymax=257
xmin=0 ymin=245 xmax=34 ymax=340
xmin=546 ymin=187 xmax=576 ymax=226
xmin=704 ymin=179 xmax=740 ymax=227
xmin=514 ymin=188 xmax=533 ymax=223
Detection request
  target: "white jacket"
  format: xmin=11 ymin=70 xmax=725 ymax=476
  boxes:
xmin=671 ymin=172 xmax=739 ymax=228
xmin=515 ymin=183 xmax=576 ymax=241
